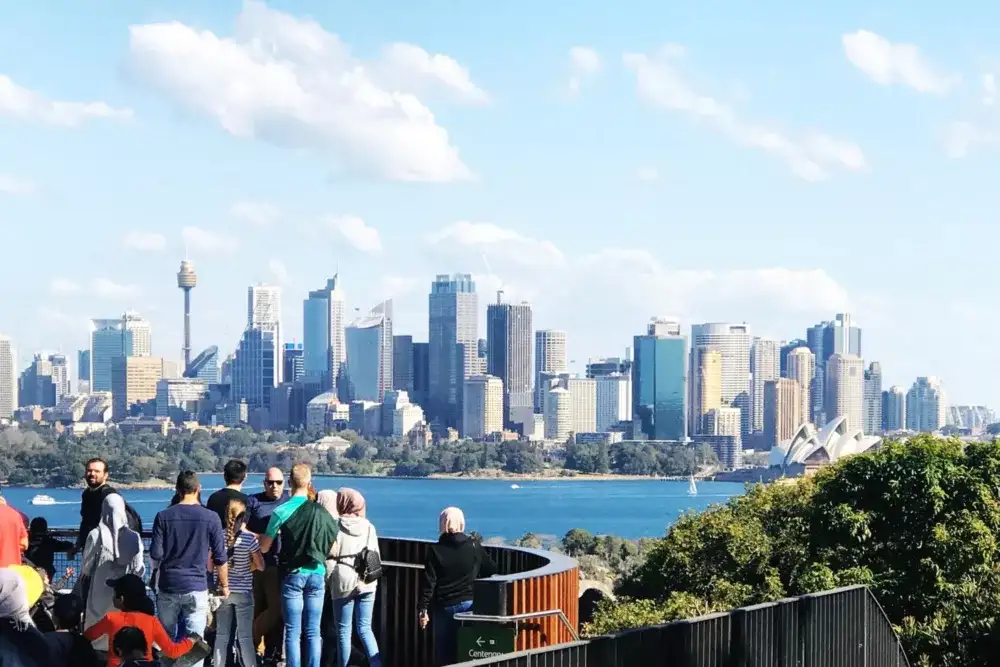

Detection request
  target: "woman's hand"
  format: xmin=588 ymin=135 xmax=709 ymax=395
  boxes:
xmin=419 ymin=611 xmax=429 ymax=629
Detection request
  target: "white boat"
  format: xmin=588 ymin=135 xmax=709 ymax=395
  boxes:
xmin=31 ymin=494 xmax=56 ymax=506
xmin=510 ymin=484 xmax=520 ymax=489
xmin=687 ymin=475 xmax=697 ymax=496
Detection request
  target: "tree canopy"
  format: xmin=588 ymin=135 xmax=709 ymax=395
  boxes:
xmin=599 ymin=435 xmax=1000 ymax=667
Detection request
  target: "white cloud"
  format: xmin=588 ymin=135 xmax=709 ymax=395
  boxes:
xmin=842 ymin=30 xmax=955 ymax=94
xmin=942 ymin=121 xmax=1000 ymax=158
xmin=92 ymin=278 xmax=139 ymax=299
xmin=634 ymin=166 xmax=660 ymax=182
xmin=49 ymin=279 xmax=81 ymax=296
xmin=268 ymin=259 xmax=290 ymax=284
xmin=378 ymin=275 xmax=419 ymax=299
xmin=127 ymin=1 xmax=473 ymax=182
xmin=623 ymin=46 xmax=868 ymax=181
xmin=983 ymin=73 xmax=997 ymax=106
xmin=0 ymin=75 xmax=133 ymax=126
xmin=566 ymin=47 xmax=602 ymax=97
xmin=229 ymin=201 xmax=280 ymax=227
xmin=321 ymin=215 xmax=382 ymax=253
xmin=0 ymin=173 xmax=37 ymax=196
xmin=122 ymin=231 xmax=167 ymax=251
xmin=181 ymin=226 xmax=237 ymax=254
xmin=376 ymin=43 xmax=489 ymax=106
xmin=427 ymin=221 xmax=566 ymax=267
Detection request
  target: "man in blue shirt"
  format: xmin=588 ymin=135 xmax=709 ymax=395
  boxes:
xmin=248 ymin=467 xmax=288 ymax=666
xmin=150 ymin=471 xmax=228 ymax=667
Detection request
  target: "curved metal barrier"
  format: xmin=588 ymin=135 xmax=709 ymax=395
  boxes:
xmin=49 ymin=530 xmax=580 ymax=667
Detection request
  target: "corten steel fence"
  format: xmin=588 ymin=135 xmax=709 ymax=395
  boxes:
xmin=48 ymin=530 xmax=580 ymax=667
xmin=452 ymin=586 xmax=911 ymax=667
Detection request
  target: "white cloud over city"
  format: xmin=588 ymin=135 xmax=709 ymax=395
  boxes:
xmin=0 ymin=74 xmax=132 ymax=126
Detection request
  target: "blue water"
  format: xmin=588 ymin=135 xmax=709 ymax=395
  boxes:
xmin=7 ymin=476 xmax=745 ymax=541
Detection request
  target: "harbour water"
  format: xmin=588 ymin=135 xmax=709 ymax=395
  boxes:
xmin=9 ymin=476 xmax=746 ymax=541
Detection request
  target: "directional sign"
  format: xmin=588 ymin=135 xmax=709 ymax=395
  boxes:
xmin=456 ymin=623 xmax=516 ymax=662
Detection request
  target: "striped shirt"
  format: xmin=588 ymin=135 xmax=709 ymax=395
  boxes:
xmin=224 ymin=530 xmax=259 ymax=593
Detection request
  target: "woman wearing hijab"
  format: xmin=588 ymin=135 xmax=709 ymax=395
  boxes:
xmin=329 ymin=488 xmax=380 ymax=667
xmin=0 ymin=568 xmax=50 ymax=667
xmin=79 ymin=494 xmax=145 ymax=652
xmin=418 ymin=507 xmax=497 ymax=667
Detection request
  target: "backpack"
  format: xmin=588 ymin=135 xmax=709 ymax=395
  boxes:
xmin=338 ymin=525 xmax=382 ymax=585
xmin=124 ymin=502 xmax=142 ymax=533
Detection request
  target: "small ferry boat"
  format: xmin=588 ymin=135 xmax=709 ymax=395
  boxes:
xmin=510 ymin=484 xmax=521 ymax=489
xmin=30 ymin=494 xmax=56 ymax=506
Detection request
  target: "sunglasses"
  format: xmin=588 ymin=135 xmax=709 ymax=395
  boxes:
xmin=264 ymin=480 xmax=284 ymax=486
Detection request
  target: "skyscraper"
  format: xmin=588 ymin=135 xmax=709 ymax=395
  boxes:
xmin=249 ymin=284 xmax=283 ymax=383
xmin=785 ymin=347 xmax=815 ymax=426
xmin=0 ymin=336 xmax=16 ymax=418
xmin=49 ymin=354 xmax=69 ymax=402
xmin=177 ymin=260 xmax=197 ymax=371
xmin=534 ymin=330 xmax=567 ymax=411
xmin=77 ymin=349 xmax=91 ymax=393
xmin=412 ymin=342 xmax=429 ymax=409
xmin=690 ymin=323 xmax=752 ymax=437
xmin=111 ymin=356 xmax=167 ymax=420
xmin=392 ymin=335 xmax=414 ymax=394
xmin=232 ymin=328 xmax=277 ymax=411
xmin=764 ymin=378 xmax=801 ymax=449
xmin=302 ymin=276 xmax=346 ymax=393
xmin=345 ymin=300 xmax=393 ymax=402
xmin=863 ymin=362 xmax=883 ymax=435
xmin=19 ymin=355 xmax=56 ymax=407
xmin=90 ymin=318 xmax=126 ymax=392
xmin=462 ymin=375 xmax=503 ymax=440
xmin=428 ymin=274 xmax=478 ymax=428
xmin=595 ymin=373 xmax=631 ymax=432
xmin=122 ymin=311 xmax=152 ymax=357
xmin=283 ymin=343 xmax=304 ymax=384
xmin=779 ymin=339 xmax=808 ymax=377
xmin=693 ymin=347 xmax=722 ymax=434
xmin=825 ymin=354 xmax=864 ymax=432
xmin=750 ymin=338 xmax=780 ymax=435
xmin=807 ymin=314 xmax=861 ymax=424
xmin=906 ymin=377 xmax=947 ymax=433
xmin=633 ymin=318 xmax=687 ymax=440
xmin=486 ymin=300 xmax=533 ymax=427
xmin=567 ymin=377 xmax=597 ymax=434
xmin=882 ymin=386 xmax=906 ymax=431
xmin=185 ymin=346 xmax=220 ymax=383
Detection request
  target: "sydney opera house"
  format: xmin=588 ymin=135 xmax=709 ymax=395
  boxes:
xmin=769 ymin=415 xmax=882 ymax=470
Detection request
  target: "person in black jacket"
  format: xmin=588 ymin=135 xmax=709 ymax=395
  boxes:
xmin=76 ymin=459 xmax=118 ymax=551
xmin=418 ymin=507 xmax=496 ymax=667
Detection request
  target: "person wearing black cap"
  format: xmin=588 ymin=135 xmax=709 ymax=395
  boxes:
xmin=83 ymin=575 xmax=194 ymax=667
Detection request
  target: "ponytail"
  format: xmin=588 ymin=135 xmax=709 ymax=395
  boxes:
xmin=225 ymin=498 xmax=248 ymax=554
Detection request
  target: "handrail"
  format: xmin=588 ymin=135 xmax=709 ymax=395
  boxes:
xmin=454 ymin=609 xmax=580 ymax=642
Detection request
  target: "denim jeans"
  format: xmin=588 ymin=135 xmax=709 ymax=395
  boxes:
xmin=157 ymin=589 xmax=210 ymax=667
xmin=281 ymin=572 xmax=325 ymax=667
xmin=433 ymin=599 xmax=473 ymax=667
xmin=333 ymin=592 xmax=381 ymax=667
xmin=214 ymin=591 xmax=256 ymax=667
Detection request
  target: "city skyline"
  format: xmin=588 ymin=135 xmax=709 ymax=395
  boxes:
xmin=2 ymin=1 xmax=998 ymax=406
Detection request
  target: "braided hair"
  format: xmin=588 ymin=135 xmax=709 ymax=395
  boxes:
xmin=224 ymin=497 xmax=248 ymax=555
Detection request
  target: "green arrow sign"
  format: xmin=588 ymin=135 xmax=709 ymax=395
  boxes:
xmin=456 ymin=623 xmax=516 ymax=662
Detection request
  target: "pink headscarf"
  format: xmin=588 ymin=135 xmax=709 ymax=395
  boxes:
xmin=439 ymin=507 xmax=466 ymax=535
xmin=316 ymin=490 xmax=338 ymax=519
xmin=336 ymin=488 xmax=366 ymax=517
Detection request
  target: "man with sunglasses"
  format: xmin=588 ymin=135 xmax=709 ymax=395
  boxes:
xmin=248 ymin=468 xmax=289 ymax=667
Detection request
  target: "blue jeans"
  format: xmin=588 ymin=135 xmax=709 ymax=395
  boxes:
xmin=214 ymin=591 xmax=256 ymax=667
xmin=433 ymin=599 xmax=473 ymax=667
xmin=157 ymin=590 xmax=210 ymax=667
xmin=333 ymin=592 xmax=381 ymax=667
xmin=282 ymin=572 xmax=325 ymax=667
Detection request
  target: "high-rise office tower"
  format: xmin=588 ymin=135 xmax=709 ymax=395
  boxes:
xmin=185 ymin=346 xmax=220 ymax=384
xmin=690 ymin=323 xmax=752 ymax=437
xmin=586 ymin=357 xmax=632 ymax=378
xmin=882 ymin=386 xmax=906 ymax=432
xmin=77 ymin=349 xmax=91 ymax=393
xmin=122 ymin=311 xmax=152 ymax=357
xmin=412 ymin=342 xmax=429 ymax=408
xmin=764 ymin=378 xmax=801 ymax=448
xmin=704 ymin=406 xmax=741 ymax=438
xmin=863 ymin=362 xmax=883 ymax=435
xmin=303 ymin=276 xmax=345 ymax=393
xmin=49 ymin=354 xmax=69 ymax=402
xmin=19 ymin=355 xmax=56 ymax=407
xmin=567 ymin=377 xmax=597 ymax=434
xmin=177 ymin=260 xmax=197 ymax=371
xmin=249 ymin=284 xmax=283 ymax=383
xmin=344 ymin=300 xmax=393 ymax=402
xmin=90 ymin=319 xmax=126 ymax=392
xmin=595 ymin=373 xmax=631 ymax=432
xmin=283 ymin=343 xmax=304 ymax=384
xmin=779 ymin=339 xmax=808 ymax=377
xmin=543 ymin=386 xmax=572 ymax=441
xmin=232 ymin=329 xmax=277 ymax=411
xmin=462 ymin=375 xmax=503 ymax=440
xmin=785 ymin=347 xmax=815 ymax=426
xmin=750 ymin=338 xmax=780 ymax=435
xmin=633 ymin=318 xmax=687 ymax=440
xmin=906 ymin=377 xmax=947 ymax=432
xmin=392 ymin=335 xmax=414 ymax=394
xmin=534 ymin=330 xmax=567 ymax=411
xmin=428 ymin=274 xmax=478 ymax=428
xmin=111 ymin=356 xmax=168 ymax=420
xmin=807 ymin=314 xmax=861 ymax=424
xmin=825 ymin=354 xmax=864 ymax=432
xmin=486 ymin=300 xmax=533 ymax=427
xmin=693 ymin=347 xmax=722 ymax=434
xmin=0 ymin=336 xmax=16 ymax=418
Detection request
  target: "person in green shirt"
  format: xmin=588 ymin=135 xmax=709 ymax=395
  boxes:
xmin=259 ymin=464 xmax=337 ymax=667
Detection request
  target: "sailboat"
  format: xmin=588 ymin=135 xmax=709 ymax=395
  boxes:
xmin=687 ymin=474 xmax=698 ymax=496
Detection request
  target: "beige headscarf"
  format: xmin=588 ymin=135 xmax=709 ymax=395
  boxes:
xmin=316 ymin=490 xmax=338 ymax=519
xmin=336 ymin=488 xmax=366 ymax=517
xmin=439 ymin=507 xmax=466 ymax=536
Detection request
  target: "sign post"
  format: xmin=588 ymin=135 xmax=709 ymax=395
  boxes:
xmin=456 ymin=623 xmax=516 ymax=662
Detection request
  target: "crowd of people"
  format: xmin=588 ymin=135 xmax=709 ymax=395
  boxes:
xmin=0 ymin=457 xmax=499 ymax=667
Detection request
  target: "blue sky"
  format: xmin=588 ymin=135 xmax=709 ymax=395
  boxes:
xmin=1 ymin=0 xmax=997 ymax=406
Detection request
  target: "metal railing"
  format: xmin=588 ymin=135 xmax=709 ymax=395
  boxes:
xmin=451 ymin=586 xmax=912 ymax=667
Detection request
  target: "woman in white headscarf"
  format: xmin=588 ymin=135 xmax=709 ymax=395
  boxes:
xmin=0 ymin=568 xmax=49 ymax=667
xmin=79 ymin=494 xmax=145 ymax=650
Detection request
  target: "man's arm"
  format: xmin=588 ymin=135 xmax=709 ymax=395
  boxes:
xmin=149 ymin=513 xmax=165 ymax=562
xmin=208 ymin=514 xmax=229 ymax=593
xmin=258 ymin=510 xmax=282 ymax=554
